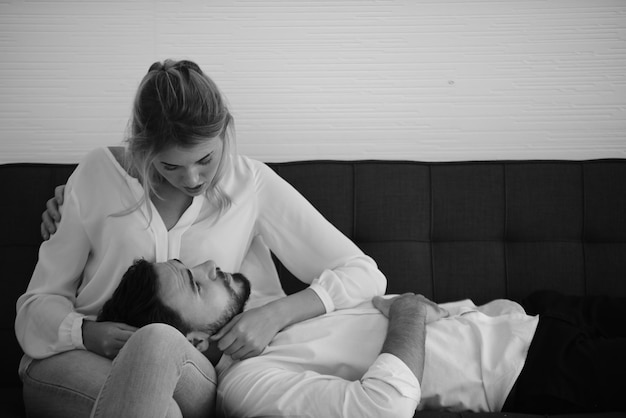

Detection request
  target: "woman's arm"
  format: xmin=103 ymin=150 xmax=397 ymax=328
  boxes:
xmin=17 ymin=181 xmax=92 ymax=358
xmin=18 ymin=152 xmax=138 ymax=359
xmin=212 ymin=160 xmax=386 ymax=360
xmin=254 ymin=161 xmax=387 ymax=311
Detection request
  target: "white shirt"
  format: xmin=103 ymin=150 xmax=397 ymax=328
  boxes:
xmin=216 ymin=299 xmax=539 ymax=417
xmin=15 ymin=147 xmax=386 ymax=360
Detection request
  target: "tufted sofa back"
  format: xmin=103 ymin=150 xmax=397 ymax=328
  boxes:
xmin=271 ymin=160 xmax=626 ymax=304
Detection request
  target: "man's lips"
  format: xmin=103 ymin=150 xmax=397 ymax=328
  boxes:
xmin=217 ymin=270 xmax=231 ymax=286
xmin=224 ymin=273 xmax=231 ymax=286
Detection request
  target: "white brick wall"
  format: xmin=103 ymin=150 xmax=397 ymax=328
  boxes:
xmin=1 ymin=0 xmax=625 ymax=163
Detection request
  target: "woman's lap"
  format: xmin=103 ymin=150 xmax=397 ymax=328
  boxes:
xmin=21 ymin=323 xmax=217 ymax=418
xmin=92 ymin=323 xmax=217 ymax=418
xmin=20 ymin=350 xmax=111 ymax=417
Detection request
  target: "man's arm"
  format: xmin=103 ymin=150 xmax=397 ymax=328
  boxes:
xmin=218 ymin=294 xmax=434 ymax=418
xmin=218 ymin=357 xmax=421 ymax=418
xmin=377 ymin=294 xmax=428 ymax=382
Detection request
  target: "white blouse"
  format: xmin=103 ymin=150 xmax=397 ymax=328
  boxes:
xmin=15 ymin=147 xmax=386 ymax=359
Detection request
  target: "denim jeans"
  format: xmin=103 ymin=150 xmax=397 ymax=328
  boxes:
xmin=20 ymin=323 xmax=217 ymax=418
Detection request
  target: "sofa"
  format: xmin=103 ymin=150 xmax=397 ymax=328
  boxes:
xmin=2 ymin=159 xmax=625 ymax=418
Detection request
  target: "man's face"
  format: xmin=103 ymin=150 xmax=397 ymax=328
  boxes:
xmin=153 ymin=259 xmax=250 ymax=334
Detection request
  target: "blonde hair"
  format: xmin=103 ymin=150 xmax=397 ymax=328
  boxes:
xmin=121 ymin=59 xmax=234 ymax=219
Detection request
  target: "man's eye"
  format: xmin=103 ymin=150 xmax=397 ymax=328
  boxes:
xmin=187 ymin=270 xmax=198 ymax=293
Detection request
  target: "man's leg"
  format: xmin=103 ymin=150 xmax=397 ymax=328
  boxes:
xmin=504 ymin=304 xmax=625 ymax=413
xmin=90 ymin=323 xmax=217 ymax=418
xmin=522 ymin=290 xmax=626 ymax=337
xmin=20 ymin=350 xmax=111 ymax=417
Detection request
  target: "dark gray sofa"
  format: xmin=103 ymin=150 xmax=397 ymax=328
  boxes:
xmin=2 ymin=159 xmax=625 ymax=417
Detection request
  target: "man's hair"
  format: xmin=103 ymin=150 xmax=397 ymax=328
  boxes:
xmin=98 ymin=259 xmax=191 ymax=335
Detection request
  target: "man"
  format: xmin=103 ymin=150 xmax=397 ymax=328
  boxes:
xmin=100 ymin=258 xmax=625 ymax=417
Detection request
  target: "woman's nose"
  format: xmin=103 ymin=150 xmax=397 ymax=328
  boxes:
xmin=182 ymin=167 xmax=201 ymax=187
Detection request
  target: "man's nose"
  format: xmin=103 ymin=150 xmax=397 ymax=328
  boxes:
xmin=194 ymin=260 xmax=218 ymax=282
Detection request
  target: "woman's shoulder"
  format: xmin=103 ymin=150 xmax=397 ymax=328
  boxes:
xmin=234 ymin=155 xmax=264 ymax=169
xmin=107 ymin=146 xmax=125 ymax=167
xmin=69 ymin=146 xmax=126 ymax=188
xmin=233 ymin=155 xmax=279 ymax=179
xmin=77 ymin=146 xmax=129 ymax=171
xmin=75 ymin=146 xmax=118 ymax=166
xmin=219 ymin=155 xmax=278 ymax=204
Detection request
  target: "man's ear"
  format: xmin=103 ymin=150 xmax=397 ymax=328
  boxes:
xmin=186 ymin=330 xmax=211 ymax=352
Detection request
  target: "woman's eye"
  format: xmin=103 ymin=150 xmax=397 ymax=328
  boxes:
xmin=163 ymin=165 xmax=178 ymax=171
xmin=199 ymin=158 xmax=212 ymax=166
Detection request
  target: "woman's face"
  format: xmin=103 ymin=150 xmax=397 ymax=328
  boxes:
xmin=153 ymin=138 xmax=224 ymax=197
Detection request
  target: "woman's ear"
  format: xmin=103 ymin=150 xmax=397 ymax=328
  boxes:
xmin=186 ymin=330 xmax=211 ymax=352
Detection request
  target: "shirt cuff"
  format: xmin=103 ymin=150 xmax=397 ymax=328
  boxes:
xmin=363 ymin=353 xmax=422 ymax=402
xmin=59 ymin=312 xmax=87 ymax=350
xmin=308 ymin=282 xmax=335 ymax=313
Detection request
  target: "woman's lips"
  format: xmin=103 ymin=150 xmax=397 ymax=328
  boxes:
xmin=184 ymin=184 xmax=205 ymax=194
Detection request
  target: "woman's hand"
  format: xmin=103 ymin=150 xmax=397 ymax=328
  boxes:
xmin=41 ymin=184 xmax=66 ymax=240
xmin=210 ymin=305 xmax=282 ymax=361
xmin=212 ymin=288 xmax=325 ymax=361
xmin=82 ymin=319 xmax=137 ymax=359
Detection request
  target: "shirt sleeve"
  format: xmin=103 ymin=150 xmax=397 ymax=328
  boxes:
xmin=15 ymin=177 xmax=91 ymax=359
xmin=436 ymin=299 xmax=528 ymax=318
xmin=217 ymin=353 xmax=420 ymax=418
xmin=253 ymin=161 xmax=387 ymax=311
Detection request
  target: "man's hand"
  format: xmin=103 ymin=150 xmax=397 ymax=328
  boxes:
xmin=373 ymin=294 xmax=449 ymax=323
xmin=211 ymin=305 xmax=281 ymax=361
xmin=372 ymin=293 xmax=410 ymax=318
xmin=41 ymin=184 xmax=65 ymax=240
xmin=82 ymin=320 xmax=137 ymax=359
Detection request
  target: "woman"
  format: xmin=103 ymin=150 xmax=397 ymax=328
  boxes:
xmin=17 ymin=59 xmax=386 ymax=417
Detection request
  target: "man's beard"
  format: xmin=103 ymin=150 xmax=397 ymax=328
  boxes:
xmin=205 ymin=272 xmax=251 ymax=335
